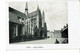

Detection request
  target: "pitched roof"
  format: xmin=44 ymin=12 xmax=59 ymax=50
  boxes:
xmin=28 ymin=11 xmax=37 ymax=18
xmin=9 ymin=7 xmax=26 ymax=18
xmin=61 ymin=26 xmax=68 ymax=31
xmin=9 ymin=7 xmax=26 ymax=24
xmin=9 ymin=7 xmax=38 ymax=24
xmin=9 ymin=12 xmax=23 ymax=24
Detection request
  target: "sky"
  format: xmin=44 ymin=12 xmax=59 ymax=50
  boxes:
xmin=9 ymin=1 xmax=68 ymax=32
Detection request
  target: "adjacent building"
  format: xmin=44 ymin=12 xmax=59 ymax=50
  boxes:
xmin=47 ymin=31 xmax=54 ymax=38
xmin=9 ymin=7 xmax=26 ymax=43
xmin=53 ymin=24 xmax=68 ymax=38
xmin=61 ymin=24 xmax=68 ymax=38
xmin=54 ymin=30 xmax=61 ymax=38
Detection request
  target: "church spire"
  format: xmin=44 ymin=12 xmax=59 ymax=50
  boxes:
xmin=43 ymin=10 xmax=45 ymax=17
xmin=25 ymin=2 xmax=28 ymax=16
xmin=37 ymin=5 xmax=41 ymax=15
xmin=42 ymin=10 xmax=45 ymax=27
xmin=43 ymin=10 xmax=45 ymax=21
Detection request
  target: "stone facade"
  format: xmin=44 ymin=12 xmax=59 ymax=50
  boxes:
xmin=54 ymin=30 xmax=61 ymax=38
xmin=23 ymin=3 xmax=47 ymax=39
xmin=9 ymin=3 xmax=47 ymax=43
xmin=9 ymin=7 xmax=25 ymax=43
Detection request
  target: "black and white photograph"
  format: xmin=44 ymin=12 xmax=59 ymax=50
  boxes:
xmin=9 ymin=1 xmax=68 ymax=44
xmin=1 ymin=0 xmax=80 ymax=52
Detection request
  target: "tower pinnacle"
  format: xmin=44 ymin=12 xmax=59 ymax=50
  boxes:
xmin=25 ymin=2 xmax=28 ymax=16
xmin=25 ymin=2 xmax=28 ymax=10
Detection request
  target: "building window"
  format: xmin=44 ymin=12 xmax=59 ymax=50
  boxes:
xmin=18 ymin=16 xmax=22 ymax=22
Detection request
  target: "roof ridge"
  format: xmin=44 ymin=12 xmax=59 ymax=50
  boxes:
xmin=9 ymin=7 xmax=26 ymax=18
xmin=9 ymin=7 xmax=25 ymax=14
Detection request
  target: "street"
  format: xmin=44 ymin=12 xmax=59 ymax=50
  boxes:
xmin=11 ymin=38 xmax=68 ymax=44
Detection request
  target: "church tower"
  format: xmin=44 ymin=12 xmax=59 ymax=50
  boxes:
xmin=37 ymin=6 xmax=42 ymax=28
xmin=37 ymin=6 xmax=40 ymax=28
xmin=37 ymin=6 xmax=40 ymax=15
xmin=24 ymin=2 xmax=29 ymax=34
xmin=43 ymin=10 xmax=45 ymax=22
xmin=42 ymin=11 xmax=45 ymax=27
xmin=25 ymin=2 xmax=28 ymax=16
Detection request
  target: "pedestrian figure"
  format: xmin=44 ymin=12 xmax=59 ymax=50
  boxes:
xmin=55 ymin=39 xmax=59 ymax=44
